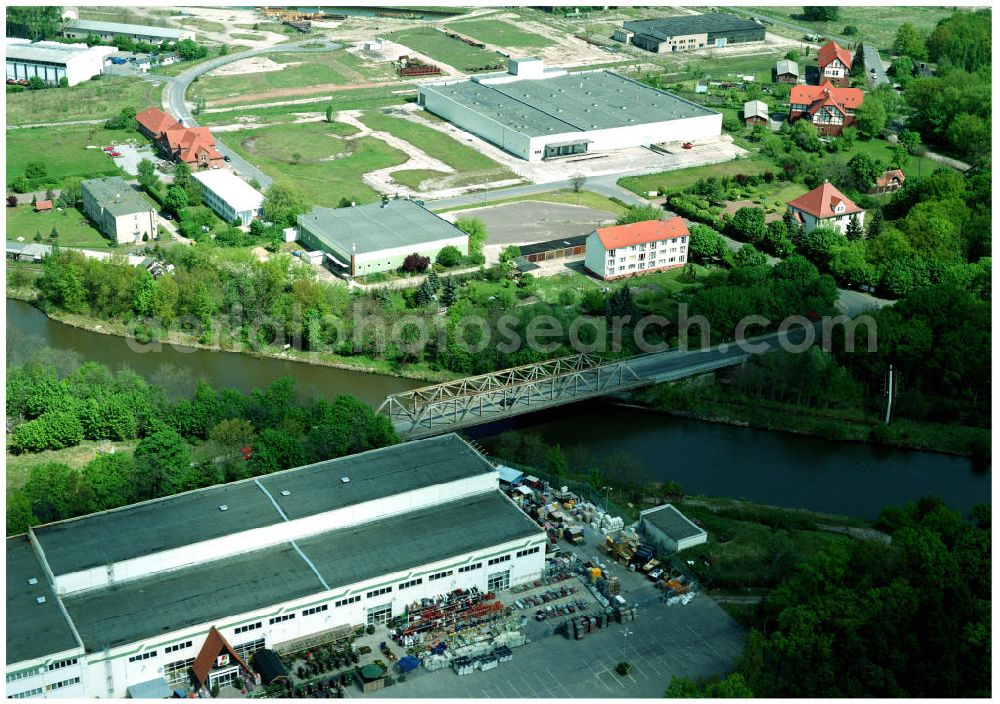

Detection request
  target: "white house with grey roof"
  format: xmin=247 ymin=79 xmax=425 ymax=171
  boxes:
xmin=418 ymin=59 xmax=721 ymax=161
xmin=638 ymin=504 xmax=707 ymax=553
xmin=81 ymin=176 xmax=157 ymax=244
xmin=192 ymin=170 xmax=264 ymax=227
xmin=6 ymin=434 xmax=546 ymax=698
xmin=297 ymin=199 xmax=469 ymax=277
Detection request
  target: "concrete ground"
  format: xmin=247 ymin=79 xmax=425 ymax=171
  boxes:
xmin=111 ymin=144 xmax=161 ymax=177
xmin=440 ymin=202 xmax=617 ymax=245
xmin=362 ymin=529 xmax=744 ymax=699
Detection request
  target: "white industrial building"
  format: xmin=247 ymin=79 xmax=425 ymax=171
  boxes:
xmin=6 ymin=434 xmax=545 ymax=698
xmin=418 ymin=58 xmax=721 ymax=161
xmin=297 ymin=199 xmax=469 ymax=277
xmin=638 ymin=504 xmax=708 ymax=553
xmin=61 ymin=18 xmax=194 ymax=44
xmin=584 ymin=217 xmax=690 ymax=280
xmin=192 ymin=170 xmax=265 ymax=227
xmin=5 ymin=38 xmax=116 ymax=86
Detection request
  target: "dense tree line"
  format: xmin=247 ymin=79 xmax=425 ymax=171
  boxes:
xmin=6 ymin=6 xmax=63 ymax=40
xmin=6 ymin=360 xmax=396 ymax=534
xmin=732 ymin=497 xmax=990 ymax=697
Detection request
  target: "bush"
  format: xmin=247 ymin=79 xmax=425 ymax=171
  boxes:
xmin=435 ymin=245 xmax=462 ymax=267
xmin=366 ymin=624 xmax=376 ymax=635
xmin=616 ymin=662 xmax=631 ymax=676
xmin=401 ymin=253 xmax=430 ymax=273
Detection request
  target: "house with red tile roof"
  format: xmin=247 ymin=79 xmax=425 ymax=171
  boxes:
xmin=161 ymin=127 xmax=223 ymax=168
xmin=818 ymin=40 xmax=853 ymax=86
xmin=584 ymin=216 xmax=689 ymax=280
xmin=786 ymin=182 xmax=865 ymax=235
xmin=789 ymin=81 xmax=864 ymax=136
xmin=870 ymin=168 xmax=905 ymax=195
xmin=135 ymin=107 xmax=181 ymax=140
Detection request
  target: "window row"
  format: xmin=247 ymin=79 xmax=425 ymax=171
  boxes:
xmin=428 ymin=570 xmax=453 ymax=581
xmin=335 ymin=595 xmax=361 ymax=608
xmin=48 ymin=677 xmax=80 ymax=691
xmin=516 ymin=546 xmax=541 ymax=558
xmin=458 ymin=563 xmax=482 ymax=573
xmin=235 ymin=622 xmax=262 ymax=634
xmin=7 ymin=671 xmax=37 ymax=684
xmin=398 ymin=578 xmax=423 ymax=590
xmin=11 ymin=688 xmax=43 ymax=699
xmin=128 ymin=651 xmax=157 ymax=663
xmin=164 ymin=641 xmax=192 ymax=654
xmin=303 ymin=604 xmax=328 ymax=617
xmin=487 ymin=554 xmax=511 ymax=566
xmin=366 ymin=586 xmax=392 ymax=598
xmin=269 ymin=613 xmax=295 ymax=625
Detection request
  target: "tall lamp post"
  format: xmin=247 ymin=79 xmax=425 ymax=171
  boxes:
xmin=602 ymin=485 xmax=612 ymax=513
xmin=621 ymin=627 xmax=633 ymax=664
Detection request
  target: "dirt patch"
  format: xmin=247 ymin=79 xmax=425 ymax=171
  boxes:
xmin=207 ymin=80 xmax=399 ymax=108
xmin=207 ymin=56 xmax=287 ymax=77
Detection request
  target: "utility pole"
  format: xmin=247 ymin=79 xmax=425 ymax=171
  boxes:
xmin=602 ymin=485 xmax=612 ymax=513
xmin=621 ymin=628 xmax=633 ymax=663
xmin=884 ymin=363 xmax=894 ymax=424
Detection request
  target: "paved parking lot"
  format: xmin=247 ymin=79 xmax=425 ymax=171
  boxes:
xmin=365 ymin=531 xmax=745 ymax=698
xmin=441 ymin=202 xmax=617 ymax=245
xmin=111 ymin=144 xmax=160 ymax=177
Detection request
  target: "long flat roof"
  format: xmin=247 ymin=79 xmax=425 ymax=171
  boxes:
xmin=5 ymin=38 xmax=106 ymax=64
xmin=192 ymin=170 xmax=263 ymax=212
xmin=624 ymin=13 xmax=764 ymax=39
xmin=423 ymin=70 xmax=716 ymax=138
xmin=32 ymin=435 xmax=486 ymax=576
xmin=64 ymin=18 xmax=189 ymax=39
xmin=60 ymin=491 xmax=541 ymax=652
xmin=298 ymin=199 xmax=467 ymax=256
xmin=7 ymin=536 xmax=80 ymax=665
xmin=83 ymin=177 xmax=155 ymax=217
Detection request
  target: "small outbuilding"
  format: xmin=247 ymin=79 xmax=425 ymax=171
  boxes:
xmin=743 ymin=100 xmax=769 ymax=127
xmin=775 ymin=58 xmax=799 ymax=83
xmin=638 ymin=504 xmax=707 ymax=553
xmin=870 ymin=168 xmax=905 ymax=195
xmin=252 ymin=648 xmax=289 ymax=686
xmin=497 ymin=465 xmax=524 ymax=488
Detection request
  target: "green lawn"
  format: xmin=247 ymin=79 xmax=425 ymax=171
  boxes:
xmin=445 ymin=18 xmax=554 ymax=48
xmin=435 ymin=189 xmax=630 ymax=217
xmin=6 ymin=440 xmax=141 ymax=491
xmin=7 ymin=125 xmax=142 ymax=186
xmin=224 ymin=122 xmax=409 ymax=205
xmin=387 ymin=27 xmax=506 ymax=71
xmin=230 ymin=32 xmax=266 ymax=41
xmin=836 ymin=138 xmax=947 ymax=179
xmin=6 ymin=76 xmax=164 ymax=126
xmin=619 ymin=156 xmax=774 ymax=196
xmin=747 ymin=5 xmax=956 ymax=52
xmin=358 ymin=110 xmax=518 ymax=189
xmin=180 ymin=17 xmax=225 ymax=33
xmin=194 ymin=50 xmax=397 ymax=106
xmin=5 ymin=205 xmax=112 ymax=249
xmin=197 ymin=86 xmax=415 ymax=126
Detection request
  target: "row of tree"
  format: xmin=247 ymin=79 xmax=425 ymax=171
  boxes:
xmin=7 ymin=361 xmax=397 ymax=533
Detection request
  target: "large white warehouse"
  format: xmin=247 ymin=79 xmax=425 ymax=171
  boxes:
xmin=417 ymin=58 xmax=721 ymax=161
xmin=5 ymin=38 xmax=116 ymax=86
xmin=6 ymin=435 xmax=546 ymax=698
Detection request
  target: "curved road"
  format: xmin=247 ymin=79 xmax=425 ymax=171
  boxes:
xmin=160 ymin=40 xmax=342 ymax=189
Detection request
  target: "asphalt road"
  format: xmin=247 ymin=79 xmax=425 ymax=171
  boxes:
xmin=160 ymin=40 xmax=342 ymax=189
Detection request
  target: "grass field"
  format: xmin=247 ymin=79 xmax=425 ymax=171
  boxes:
xmin=832 ymin=137 xmax=946 ymax=179
xmin=225 ymin=122 xmax=408 ymax=205
xmin=7 ymin=125 xmax=140 ymax=185
xmin=6 ymin=205 xmax=111 ymax=250
xmin=230 ymin=32 xmax=267 ymax=41
xmin=618 ymin=155 xmax=774 ymax=196
xmin=387 ymin=27 xmax=505 ymax=71
xmin=445 ymin=18 xmax=554 ymax=48
xmin=197 ymin=85 xmax=415 ymax=125
xmin=6 ymin=440 xmax=141 ymax=491
xmin=6 ymin=76 xmax=163 ymax=126
xmin=435 ymin=189 xmax=630 ymax=217
xmin=746 ymin=5 xmax=956 ymax=52
xmin=194 ymin=50 xmax=397 ymax=106
xmin=180 ymin=17 xmax=225 ymax=33
xmin=358 ymin=110 xmax=518 ymax=190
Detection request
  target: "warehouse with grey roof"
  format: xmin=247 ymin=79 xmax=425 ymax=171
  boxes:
xmin=61 ymin=18 xmax=194 ymax=44
xmin=297 ymin=198 xmax=469 ymax=277
xmin=615 ymin=13 xmax=766 ymax=53
xmin=418 ymin=58 xmax=721 ymax=161
xmin=6 ymin=434 xmax=546 ymax=699
xmin=638 ymin=503 xmax=708 ymax=553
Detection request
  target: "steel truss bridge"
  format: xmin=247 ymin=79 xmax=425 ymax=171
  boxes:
xmin=377 ymin=328 xmax=809 ymax=438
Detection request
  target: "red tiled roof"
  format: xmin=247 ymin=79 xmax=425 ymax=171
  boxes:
xmin=790 ymin=82 xmax=863 ymax=121
xmin=164 ymin=127 xmax=222 ymax=163
xmin=191 ymin=626 xmax=252 ymax=688
xmin=787 ymin=182 xmax=863 ymax=219
xmin=818 ymin=40 xmax=852 ymax=69
xmin=875 ymin=169 xmax=906 ymax=188
xmin=34 ymin=200 xmax=53 ymax=211
xmin=136 ymin=107 xmax=180 ymax=136
xmin=595 ymin=216 xmax=689 ymax=250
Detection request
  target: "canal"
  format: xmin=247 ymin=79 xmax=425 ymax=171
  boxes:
xmin=7 ymin=299 xmax=990 ymax=519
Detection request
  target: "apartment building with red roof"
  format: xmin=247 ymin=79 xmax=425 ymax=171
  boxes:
xmin=789 ymin=81 xmax=864 ymax=136
xmin=584 ymin=216 xmax=689 ymax=280
xmin=786 ymin=182 xmax=865 ymax=235
xmin=135 ymin=107 xmax=223 ymax=168
xmin=818 ymin=40 xmax=853 ymax=86
xmin=135 ymin=107 xmax=181 ymax=140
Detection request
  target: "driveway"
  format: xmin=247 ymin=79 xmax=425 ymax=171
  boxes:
xmin=110 ymin=144 xmax=160 ymax=177
xmin=160 ymin=39 xmax=343 ymax=190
